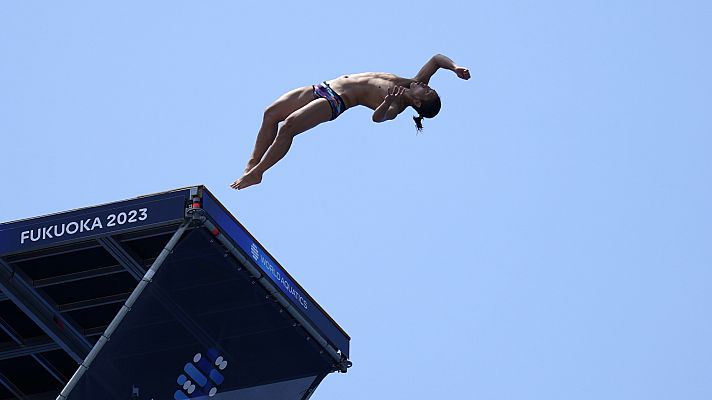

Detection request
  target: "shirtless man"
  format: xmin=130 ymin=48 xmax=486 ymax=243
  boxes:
xmin=231 ymin=54 xmax=470 ymax=190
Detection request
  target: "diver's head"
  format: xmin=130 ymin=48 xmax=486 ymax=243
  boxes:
xmin=407 ymin=82 xmax=441 ymax=132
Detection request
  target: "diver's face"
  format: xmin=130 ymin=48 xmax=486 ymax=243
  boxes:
xmin=409 ymin=81 xmax=435 ymax=99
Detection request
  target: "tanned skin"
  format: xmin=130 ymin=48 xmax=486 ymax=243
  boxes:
xmin=231 ymin=54 xmax=470 ymax=190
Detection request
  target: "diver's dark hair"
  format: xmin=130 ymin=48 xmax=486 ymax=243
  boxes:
xmin=412 ymin=93 xmax=441 ymax=132
xmin=413 ymin=115 xmax=425 ymax=131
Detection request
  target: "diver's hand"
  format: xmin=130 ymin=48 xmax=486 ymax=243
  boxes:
xmin=384 ymin=86 xmax=406 ymax=103
xmin=454 ymin=66 xmax=471 ymax=80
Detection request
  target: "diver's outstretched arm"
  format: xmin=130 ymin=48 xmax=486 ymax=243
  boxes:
xmin=413 ymin=54 xmax=471 ymax=84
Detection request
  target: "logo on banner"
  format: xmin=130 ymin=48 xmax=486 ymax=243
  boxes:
xmin=250 ymin=245 xmax=308 ymax=310
xmin=173 ymin=349 xmax=228 ymax=399
xmin=250 ymin=243 xmax=259 ymax=261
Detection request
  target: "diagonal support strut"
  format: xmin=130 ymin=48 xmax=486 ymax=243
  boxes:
xmin=0 ymin=258 xmax=93 ymax=364
xmin=56 ymin=223 xmax=189 ymax=400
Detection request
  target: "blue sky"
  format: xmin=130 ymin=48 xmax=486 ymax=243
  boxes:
xmin=2 ymin=1 xmax=711 ymax=399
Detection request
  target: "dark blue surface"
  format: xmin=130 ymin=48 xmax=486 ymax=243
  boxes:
xmin=0 ymin=190 xmax=189 ymax=256
xmin=201 ymin=191 xmax=350 ymax=358
xmin=66 ymin=230 xmax=330 ymax=400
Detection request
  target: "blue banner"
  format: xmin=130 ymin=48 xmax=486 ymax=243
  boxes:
xmin=0 ymin=191 xmax=188 ymax=256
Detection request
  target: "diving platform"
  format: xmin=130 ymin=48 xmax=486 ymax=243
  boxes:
xmin=0 ymin=186 xmax=350 ymax=399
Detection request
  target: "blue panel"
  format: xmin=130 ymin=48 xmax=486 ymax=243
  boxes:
xmin=66 ymin=230 xmax=331 ymax=399
xmin=0 ymin=189 xmax=190 ymax=256
xmin=201 ymin=191 xmax=350 ymax=358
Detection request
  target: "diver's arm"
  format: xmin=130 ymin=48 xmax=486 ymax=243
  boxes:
xmin=413 ymin=54 xmax=471 ymax=84
xmin=372 ymin=86 xmax=405 ymax=122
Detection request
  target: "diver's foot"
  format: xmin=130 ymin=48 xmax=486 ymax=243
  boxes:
xmin=230 ymin=171 xmax=263 ymax=190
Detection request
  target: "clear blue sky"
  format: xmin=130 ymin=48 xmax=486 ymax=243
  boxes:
xmin=2 ymin=1 xmax=711 ymax=399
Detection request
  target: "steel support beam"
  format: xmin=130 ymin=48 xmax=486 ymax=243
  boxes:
xmin=0 ymin=316 xmax=66 ymax=385
xmin=57 ymin=292 xmax=130 ymax=313
xmin=0 ymin=372 xmax=26 ymax=399
xmin=0 ymin=338 xmax=60 ymax=361
xmin=96 ymin=237 xmax=145 ymax=281
xmin=0 ymin=258 xmax=92 ymax=364
xmin=33 ymin=265 xmax=127 ymax=288
xmin=0 ymin=265 xmax=128 ymax=303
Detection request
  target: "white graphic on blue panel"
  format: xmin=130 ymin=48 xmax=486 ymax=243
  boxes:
xmin=250 ymin=243 xmax=259 ymax=261
xmin=174 ymin=349 xmax=228 ymax=399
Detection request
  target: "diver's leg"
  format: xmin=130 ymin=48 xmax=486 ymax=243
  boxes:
xmin=231 ymin=99 xmax=332 ymax=190
xmin=243 ymin=86 xmax=315 ymax=173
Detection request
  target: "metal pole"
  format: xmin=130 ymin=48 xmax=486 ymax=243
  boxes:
xmin=56 ymin=223 xmax=188 ymax=400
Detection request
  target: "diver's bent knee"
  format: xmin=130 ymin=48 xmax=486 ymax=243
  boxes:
xmin=263 ymin=106 xmax=284 ymax=124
